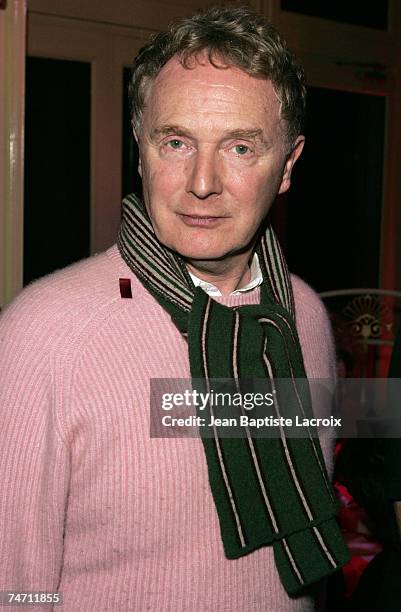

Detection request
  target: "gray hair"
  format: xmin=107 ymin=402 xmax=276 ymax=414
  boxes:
xmin=129 ymin=4 xmax=306 ymax=147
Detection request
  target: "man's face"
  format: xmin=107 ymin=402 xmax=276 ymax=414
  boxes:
xmin=136 ymin=54 xmax=304 ymax=263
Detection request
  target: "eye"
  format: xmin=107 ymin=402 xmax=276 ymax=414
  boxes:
xmin=233 ymin=144 xmax=251 ymax=155
xmin=167 ymin=139 xmax=184 ymax=149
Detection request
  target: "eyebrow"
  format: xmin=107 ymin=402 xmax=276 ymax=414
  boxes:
xmin=150 ymin=125 xmax=270 ymax=148
xmin=150 ymin=125 xmax=189 ymax=141
xmin=223 ymin=129 xmax=270 ymax=148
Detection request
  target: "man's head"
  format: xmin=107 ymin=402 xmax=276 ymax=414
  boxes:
xmin=129 ymin=4 xmax=306 ymax=149
xmin=128 ymin=5 xmax=306 ymax=271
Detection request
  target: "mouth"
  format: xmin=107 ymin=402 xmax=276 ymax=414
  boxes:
xmin=178 ymin=214 xmax=226 ymax=227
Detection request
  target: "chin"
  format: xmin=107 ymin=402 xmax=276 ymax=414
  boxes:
xmin=174 ymin=247 xmax=225 ymax=261
xmin=177 ymin=249 xmax=239 ymax=266
xmin=156 ymin=234 xmax=223 ymax=260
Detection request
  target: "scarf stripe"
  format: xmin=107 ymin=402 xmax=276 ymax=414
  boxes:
xmin=119 ymin=197 xmax=193 ymax=310
xmin=313 ymin=527 xmax=338 ymax=568
xmin=201 ymin=297 xmax=247 ymax=548
xmin=232 ymin=312 xmax=281 ymax=534
xmin=129 ymin=206 xmax=193 ymax=291
xmin=263 ymin=311 xmax=337 ymax=503
xmin=265 ymin=233 xmax=285 ymax=305
xmin=129 ymin=200 xmax=196 ymax=298
xmin=117 ymin=194 xmax=350 ymax=594
xmin=122 ymin=234 xmax=188 ymax=305
xmin=124 ymin=205 xmax=174 ymax=269
xmin=124 ymin=208 xmax=186 ymax=286
xmin=282 ymin=538 xmax=305 ymax=585
xmin=120 ymin=228 xmax=192 ymax=309
xmin=263 ymin=341 xmax=339 ymax=571
xmin=259 ymin=235 xmax=281 ymax=306
xmin=262 ymin=349 xmax=315 ymax=522
xmin=265 ymin=230 xmax=294 ymax=318
xmin=260 ymin=319 xmax=336 ymax=534
xmin=266 ymin=232 xmax=291 ymax=315
xmin=119 ymin=235 xmax=191 ymax=311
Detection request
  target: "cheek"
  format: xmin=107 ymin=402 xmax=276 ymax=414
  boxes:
xmin=145 ymin=160 xmax=183 ymax=199
xmin=142 ymin=168 xmax=176 ymax=216
xmin=227 ymin=168 xmax=277 ymax=208
xmin=230 ymin=175 xmax=279 ymax=232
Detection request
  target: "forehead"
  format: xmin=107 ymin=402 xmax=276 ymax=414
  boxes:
xmin=143 ymin=54 xmax=282 ymax=134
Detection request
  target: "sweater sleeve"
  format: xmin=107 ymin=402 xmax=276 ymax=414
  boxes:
xmin=291 ymin=274 xmax=337 ymax=477
xmin=0 ymin=290 xmax=69 ymax=601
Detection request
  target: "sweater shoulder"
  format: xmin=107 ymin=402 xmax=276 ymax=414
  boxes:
xmin=0 ymin=245 xmax=159 ymax=360
xmin=0 ymin=245 xmax=150 ymax=345
xmin=290 ymin=274 xmax=336 ymax=380
xmin=291 ymin=273 xmax=324 ymax=312
xmin=291 ymin=274 xmax=327 ymax=319
xmin=1 ymin=250 xmax=112 ymax=331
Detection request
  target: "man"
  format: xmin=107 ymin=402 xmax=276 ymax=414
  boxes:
xmin=0 ymin=5 xmax=348 ymax=610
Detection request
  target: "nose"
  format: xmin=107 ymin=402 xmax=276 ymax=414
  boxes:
xmin=185 ymin=147 xmax=223 ymax=200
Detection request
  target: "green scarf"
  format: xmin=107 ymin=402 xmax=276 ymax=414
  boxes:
xmin=117 ymin=194 xmax=349 ymax=595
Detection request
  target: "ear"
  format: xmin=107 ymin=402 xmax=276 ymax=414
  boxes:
xmin=278 ymin=135 xmax=305 ymax=195
xmin=132 ymin=122 xmax=142 ymax=178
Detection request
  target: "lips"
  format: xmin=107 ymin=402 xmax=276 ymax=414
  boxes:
xmin=178 ymin=214 xmax=225 ymax=227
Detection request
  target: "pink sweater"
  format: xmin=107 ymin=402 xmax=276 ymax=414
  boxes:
xmin=0 ymin=245 xmax=336 ymax=611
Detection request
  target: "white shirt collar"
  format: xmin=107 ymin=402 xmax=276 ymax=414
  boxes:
xmin=188 ymin=253 xmax=263 ymax=297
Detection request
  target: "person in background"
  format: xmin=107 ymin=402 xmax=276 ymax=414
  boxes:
xmin=350 ymin=330 xmax=401 ymax=611
xmin=0 ymin=5 xmax=348 ymax=610
xmin=334 ymin=331 xmax=401 ymax=611
xmin=385 ymin=329 xmax=401 ymax=541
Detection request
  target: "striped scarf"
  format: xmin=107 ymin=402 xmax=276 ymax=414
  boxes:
xmin=117 ymin=194 xmax=349 ymax=595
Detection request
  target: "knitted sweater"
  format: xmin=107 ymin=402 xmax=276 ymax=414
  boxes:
xmin=0 ymin=245 xmax=336 ymax=612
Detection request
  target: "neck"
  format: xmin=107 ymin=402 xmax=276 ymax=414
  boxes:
xmin=186 ymin=251 xmax=253 ymax=296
